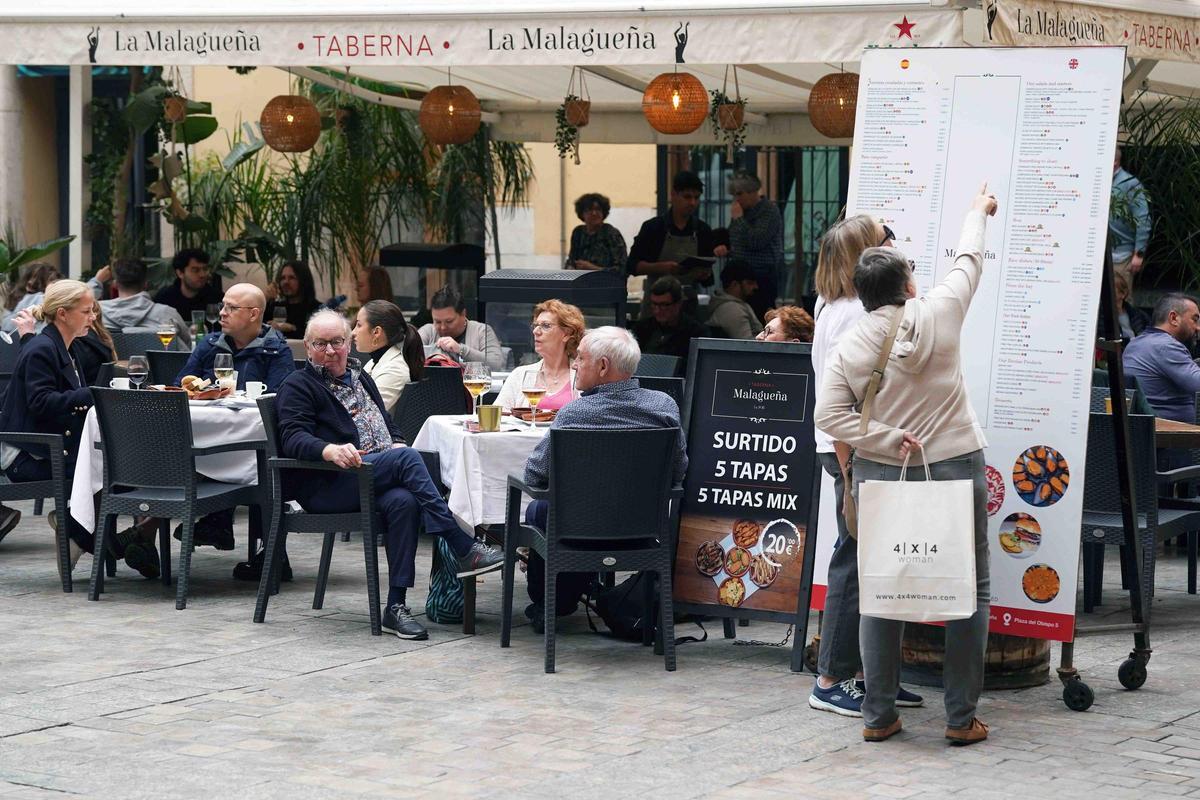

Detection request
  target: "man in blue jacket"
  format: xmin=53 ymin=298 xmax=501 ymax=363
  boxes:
xmin=174 ymin=282 xmax=293 ymax=556
xmin=275 ymin=310 xmax=503 ymax=640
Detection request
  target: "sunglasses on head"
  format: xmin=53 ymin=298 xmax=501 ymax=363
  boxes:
xmin=879 ymin=224 xmax=896 ymax=247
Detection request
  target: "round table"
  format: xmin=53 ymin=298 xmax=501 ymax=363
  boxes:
xmin=412 ymin=414 xmax=547 ymax=530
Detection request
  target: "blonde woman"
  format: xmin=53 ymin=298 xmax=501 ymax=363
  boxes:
xmin=496 ymin=299 xmax=583 ymax=412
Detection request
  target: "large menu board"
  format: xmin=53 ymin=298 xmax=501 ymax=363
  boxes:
xmin=812 ymin=46 xmax=1124 ymax=642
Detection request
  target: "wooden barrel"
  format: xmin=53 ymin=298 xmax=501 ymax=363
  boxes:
xmin=900 ymin=623 xmax=1050 ymax=689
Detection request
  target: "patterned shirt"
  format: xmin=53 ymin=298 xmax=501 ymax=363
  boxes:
xmin=523 ymin=378 xmax=688 ymax=488
xmin=729 ymin=199 xmax=784 ymax=280
xmin=566 ymin=223 xmax=628 ymax=272
xmin=320 ymin=362 xmax=393 ymax=454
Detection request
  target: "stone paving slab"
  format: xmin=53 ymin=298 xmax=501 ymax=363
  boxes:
xmin=2 ymin=500 xmax=1200 ymax=798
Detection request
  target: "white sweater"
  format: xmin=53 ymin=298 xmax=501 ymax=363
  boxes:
xmin=814 ymin=209 xmax=989 ymax=466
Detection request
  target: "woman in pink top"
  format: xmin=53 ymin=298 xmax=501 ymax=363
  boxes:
xmin=496 ymin=299 xmax=584 ymax=412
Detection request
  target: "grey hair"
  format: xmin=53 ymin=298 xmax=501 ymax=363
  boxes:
xmin=853 ymin=247 xmax=912 ymax=312
xmin=581 ymin=326 xmax=640 ymax=375
xmin=728 ymin=170 xmax=762 ymax=194
xmin=1152 ymin=292 xmax=1198 ymax=326
xmin=304 ymin=308 xmax=350 ymax=340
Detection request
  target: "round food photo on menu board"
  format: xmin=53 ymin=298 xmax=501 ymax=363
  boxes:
xmin=1022 ymin=563 xmax=1060 ymax=604
xmin=985 ymin=464 xmax=1006 ymax=516
xmin=997 ymin=512 xmax=1041 ymax=559
xmin=1012 ymin=445 xmax=1069 ymax=507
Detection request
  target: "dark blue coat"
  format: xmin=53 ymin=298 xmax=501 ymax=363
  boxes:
xmin=274 ymin=362 xmax=404 ymax=503
xmin=0 ymin=325 xmax=93 ymax=473
xmin=175 ymin=324 xmax=293 ymax=391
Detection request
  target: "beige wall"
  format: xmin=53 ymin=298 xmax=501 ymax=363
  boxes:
xmin=191 ymin=66 xmax=291 ymax=161
xmin=19 ymin=77 xmax=61 ymax=265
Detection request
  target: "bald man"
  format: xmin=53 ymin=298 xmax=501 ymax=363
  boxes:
xmin=173 ymin=283 xmax=294 ymax=561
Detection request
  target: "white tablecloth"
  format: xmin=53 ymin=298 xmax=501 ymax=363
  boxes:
xmin=69 ymin=397 xmax=265 ymax=533
xmin=412 ymin=414 xmax=546 ymax=529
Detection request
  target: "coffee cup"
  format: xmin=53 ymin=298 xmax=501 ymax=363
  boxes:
xmin=109 ymin=377 xmax=131 ymax=390
xmin=478 ymin=404 xmax=501 ymax=432
xmin=245 ymin=381 xmax=266 ymax=399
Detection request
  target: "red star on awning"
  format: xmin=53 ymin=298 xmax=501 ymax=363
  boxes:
xmin=895 ymin=15 xmax=916 ymax=39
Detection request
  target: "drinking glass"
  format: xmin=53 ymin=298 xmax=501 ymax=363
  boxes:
xmin=126 ymin=355 xmax=149 ymax=390
xmin=190 ymin=310 xmax=206 ymax=340
xmin=213 ymin=353 xmax=234 ymax=386
xmin=273 ymin=306 xmax=288 ymax=326
xmin=462 ymin=362 xmax=491 ymax=416
xmin=205 ymin=303 xmax=220 ymax=333
xmin=522 ymin=370 xmax=548 ymax=424
xmin=156 ymin=328 xmax=176 ymax=350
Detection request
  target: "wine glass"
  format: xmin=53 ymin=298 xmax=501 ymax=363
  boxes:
xmin=205 ymin=303 xmax=220 ymax=333
xmin=462 ymin=362 xmax=490 ymax=417
xmin=213 ymin=353 xmax=234 ymax=390
xmin=522 ymin=370 xmax=548 ymax=424
xmin=273 ymin=305 xmax=288 ymax=326
xmin=126 ymin=355 xmax=149 ymax=390
xmin=155 ymin=327 xmax=176 ymax=350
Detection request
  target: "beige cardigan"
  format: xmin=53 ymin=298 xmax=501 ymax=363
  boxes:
xmin=814 ymin=209 xmax=989 ymax=466
xmin=362 ymin=345 xmax=412 ymax=412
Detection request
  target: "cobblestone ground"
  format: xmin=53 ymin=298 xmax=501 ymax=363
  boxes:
xmin=1 ymin=499 xmax=1198 ymax=799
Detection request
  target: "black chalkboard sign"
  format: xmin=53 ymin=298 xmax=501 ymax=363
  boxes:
xmin=674 ymin=339 xmax=820 ymax=672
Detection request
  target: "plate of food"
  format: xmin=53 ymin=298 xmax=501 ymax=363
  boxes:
xmin=695 ymin=540 xmax=724 ymax=577
xmin=718 ymin=576 xmax=745 ymax=607
xmin=179 ymin=375 xmax=232 ymax=400
xmin=998 ymin=512 xmax=1042 ymax=559
xmin=510 ymin=407 xmax=557 ymax=424
xmin=1013 ymin=445 xmax=1070 ymax=507
xmin=1022 ymin=563 xmax=1060 ymax=604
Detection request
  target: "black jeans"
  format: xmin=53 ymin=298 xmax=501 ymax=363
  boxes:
xmin=524 ymin=500 xmax=592 ymax=616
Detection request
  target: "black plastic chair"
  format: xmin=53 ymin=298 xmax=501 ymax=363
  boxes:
xmin=253 ymin=396 xmax=385 ymax=635
xmin=1081 ymin=413 xmax=1200 ymax=611
xmin=88 ymin=388 xmax=267 ymax=609
xmin=110 ymin=330 xmax=185 ymax=360
xmin=502 ymin=427 xmax=682 ymax=673
xmin=0 ymin=432 xmax=72 ymax=591
xmin=636 ymin=376 xmax=685 ymax=412
xmin=391 ymin=366 xmax=470 ymax=444
xmin=147 ymin=349 xmax=191 ymax=385
xmin=634 ymin=353 xmax=682 ymax=378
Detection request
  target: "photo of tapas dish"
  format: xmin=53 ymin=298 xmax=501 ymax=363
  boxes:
xmin=724 ymin=546 xmax=752 ymax=578
xmin=718 ymin=576 xmax=745 ymax=607
xmin=695 ymin=540 xmax=724 ymax=577
xmin=1022 ymin=563 xmax=1060 ymax=604
xmin=732 ymin=519 xmax=763 ymax=549
xmin=1013 ymin=445 xmax=1069 ymax=507
xmin=998 ymin=512 xmax=1042 ymax=558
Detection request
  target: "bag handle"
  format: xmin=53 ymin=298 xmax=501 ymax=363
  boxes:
xmin=897 ymin=446 xmax=932 ymax=482
xmin=858 ymin=306 xmax=904 ymax=436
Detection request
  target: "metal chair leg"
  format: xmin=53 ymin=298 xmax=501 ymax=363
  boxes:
xmin=253 ymin=511 xmax=281 ymax=624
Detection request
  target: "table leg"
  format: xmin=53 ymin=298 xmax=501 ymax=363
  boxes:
xmin=462 ymin=576 xmax=477 ymax=635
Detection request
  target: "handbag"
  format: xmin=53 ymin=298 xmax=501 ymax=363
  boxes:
xmin=842 ymin=307 xmax=904 ymax=539
xmin=856 ymin=448 xmax=977 ymax=623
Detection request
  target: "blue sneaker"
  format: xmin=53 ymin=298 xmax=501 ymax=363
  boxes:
xmin=809 ymin=678 xmax=864 ymax=717
xmin=857 ymin=680 xmax=924 ymax=708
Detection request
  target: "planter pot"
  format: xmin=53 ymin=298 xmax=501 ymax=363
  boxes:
xmin=717 ymin=103 xmax=745 ymax=131
xmin=564 ymin=99 xmax=591 ymax=128
xmin=164 ymin=96 xmax=188 ymax=123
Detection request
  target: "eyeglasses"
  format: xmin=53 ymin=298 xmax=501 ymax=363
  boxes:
xmin=530 ymin=323 xmax=560 ymax=333
xmin=879 ymin=224 xmax=896 ymax=247
xmin=307 ymin=337 xmax=347 ymax=351
xmin=650 ymin=299 xmax=680 ymax=308
xmin=219 ymin=302 xmax=251 ymax=313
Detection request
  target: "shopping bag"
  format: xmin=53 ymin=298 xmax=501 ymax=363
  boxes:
xmin=857 ymin=449 xmax=977 ymax=623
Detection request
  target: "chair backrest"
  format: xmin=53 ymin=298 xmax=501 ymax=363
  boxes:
xmin=1089 ymin=386 xmax=1137 ymax=413
xmin=1083 ymin=412 xmax=1157 ymax=520
xmin=636 ymin=376 xmax=685 ymax=412
xmin=634 ymin=353 xmax=682 ymax=378
xmin=547 ymin=427 xmax=678 ymax=542
xmin=392 ymin=366 xmax=470 ymax=443
xmin=110 ymin=330 xmax=174 ymax=360
xmin=147 ymin=349 xmax=191 ymax=385
xmin=92 ymin=387 xmax=198 ymax=490
xmin=256 ymin=395 xmax=283 ymax=459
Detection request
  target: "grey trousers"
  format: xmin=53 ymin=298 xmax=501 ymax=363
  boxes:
xmin=816 ymin=452 xmax=862 ymax=679
xmin=852 ymin=449 xmax=991 ymax=730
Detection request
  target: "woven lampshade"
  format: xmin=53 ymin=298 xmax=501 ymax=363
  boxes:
xmin=259 ymin=95 xmax=322 ymax=153
xmin=419 ymin=85 xmax=482 ymax=145
xmin=641 ymin=72 xmax=708 ymax=135
xmin=807 ymin=72 xmax=860 ymax=139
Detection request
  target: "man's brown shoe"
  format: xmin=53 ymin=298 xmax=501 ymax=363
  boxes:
xmin=945 ymin=717 xmax=989 ymax=746
xmin=863 ymin=718 xmax=902 ymax=742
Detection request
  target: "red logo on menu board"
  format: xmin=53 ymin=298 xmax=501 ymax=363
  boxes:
xmin=1069 ymin=58 xmax=1080 ymax=69
xmin=895 ymin=15 xmax=916 ymax=39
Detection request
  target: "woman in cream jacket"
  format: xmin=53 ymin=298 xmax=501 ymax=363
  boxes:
xmin=352 ymin=300 xmax=425 ymax=412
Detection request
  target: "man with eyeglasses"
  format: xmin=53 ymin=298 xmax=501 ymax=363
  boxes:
xmin=173 ymin=283 xmax=293 ymax=558
xmin=632 ymin=276 xmax=706 ymax=365
xmin=275 ymin=310 xmax=504 ymax=640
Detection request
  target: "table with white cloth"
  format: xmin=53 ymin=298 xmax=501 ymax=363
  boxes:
xmin=411 ymin=414 xmax=547 ymax=530
xmin=69 ymin=396 xmax=266 ymax=533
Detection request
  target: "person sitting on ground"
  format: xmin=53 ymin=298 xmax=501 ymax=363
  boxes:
xmin=632 ymin=275 xmax=707 ymax=364
xmin=0 ymin=280 xmax=158 ymax=578
xmin=566 ymin=192 xmax=628 ymax=272
xmin=88 ymin=258 xmax=191 ymax=347
xmin=417 ymin=286 xmax=506 ymax=372
xmin=707 ymin=259 xmax=763 ymax=339
xmin=1123 ymin=293 xmax=1200 ymax=425
xmin=1 ymin=262 xmax=60 ymax=334
xmin=174 ymin=283 xmax=293 ymax=560
xmin=352 ymin=300 xmax=425 ymax=412
xmin=757 ymin=305 xmax=814 ymax=343
xmin=153 ymin=248 xmax=224 ymax=321
xmin=356 ymin=266 xmax=394 ymax=305
xmin=276 ymin=310 xmax=504 ymax=640
xmin=520 ymin=326 xmax=688 ymax=630
xmin=495 ymin=299 xmax=583 ymax=412
xmin=265 ymin=260 xmax=322 ymax=340
xmin=815 ymin=183 xmax=999 ymax=746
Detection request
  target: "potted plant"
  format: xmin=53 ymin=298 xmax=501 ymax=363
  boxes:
xmin=555 ymin=68 xmax=591 ymax=165
xmin=709 ymin=66 xmax=748 ymax=161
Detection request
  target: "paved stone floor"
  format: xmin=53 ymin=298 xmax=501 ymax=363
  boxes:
xmin=2 ymin=500 xmax=1199 ymax=799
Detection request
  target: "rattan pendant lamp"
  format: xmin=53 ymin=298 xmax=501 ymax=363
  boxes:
xmin=642 ymin=69 xmax=709 ymax=135
xmin=807 ymin=66 xmax=860 ymax=139
xmin=419 ymin=68 xmax=482 ymax=145
xmin=260 ymin=94 xmax=322 ymax=153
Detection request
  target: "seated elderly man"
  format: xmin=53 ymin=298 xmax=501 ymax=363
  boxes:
xmin=276 ymin=310 xmax=504 ymax=640
xmin=521 ymin=326 xmax=688 ymax=631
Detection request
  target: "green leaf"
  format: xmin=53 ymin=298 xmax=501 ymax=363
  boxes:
xmin=123 ymin=84 xmax=169 ymax=136
xmin=9 ymin=234 xmax=76 ymax=271
xmin=320 ymin=115 xmax=335 ymax=131
xmin=184 ymin=99 xmax=212 ymax=115
xmin=175 ymin=116 xmax=218 ymax=145
xmin=0 ymin=240 xmax=9 ymax=274
xmin=221 ymin=122 xmax=265 ymax=171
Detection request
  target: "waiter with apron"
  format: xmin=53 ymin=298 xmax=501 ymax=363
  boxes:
xmin=626 ymin=170 xmax=718 ymax=317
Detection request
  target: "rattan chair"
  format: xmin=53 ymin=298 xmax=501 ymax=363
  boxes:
xmin=147 ymin=349 xmax=191 ymax=386
xmin=636 ymin=376 xmax=685 ymax=412
xmin=634 ymin=353 xmax=682 ymax=378
xmin=1081 ymin=412 xmax=1200 ymax=611
xmin=391 ymin=366 xmax=470 ymax=444
xmin=88 ymin=388 xmax=267 ymax=609
xmin=502 ymin=427 xmax=682 ymax=673
xmin=0 ymin=432 xmax=73 ymax=590
xmin=109 ymin=330 xmax=186 ymax=360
